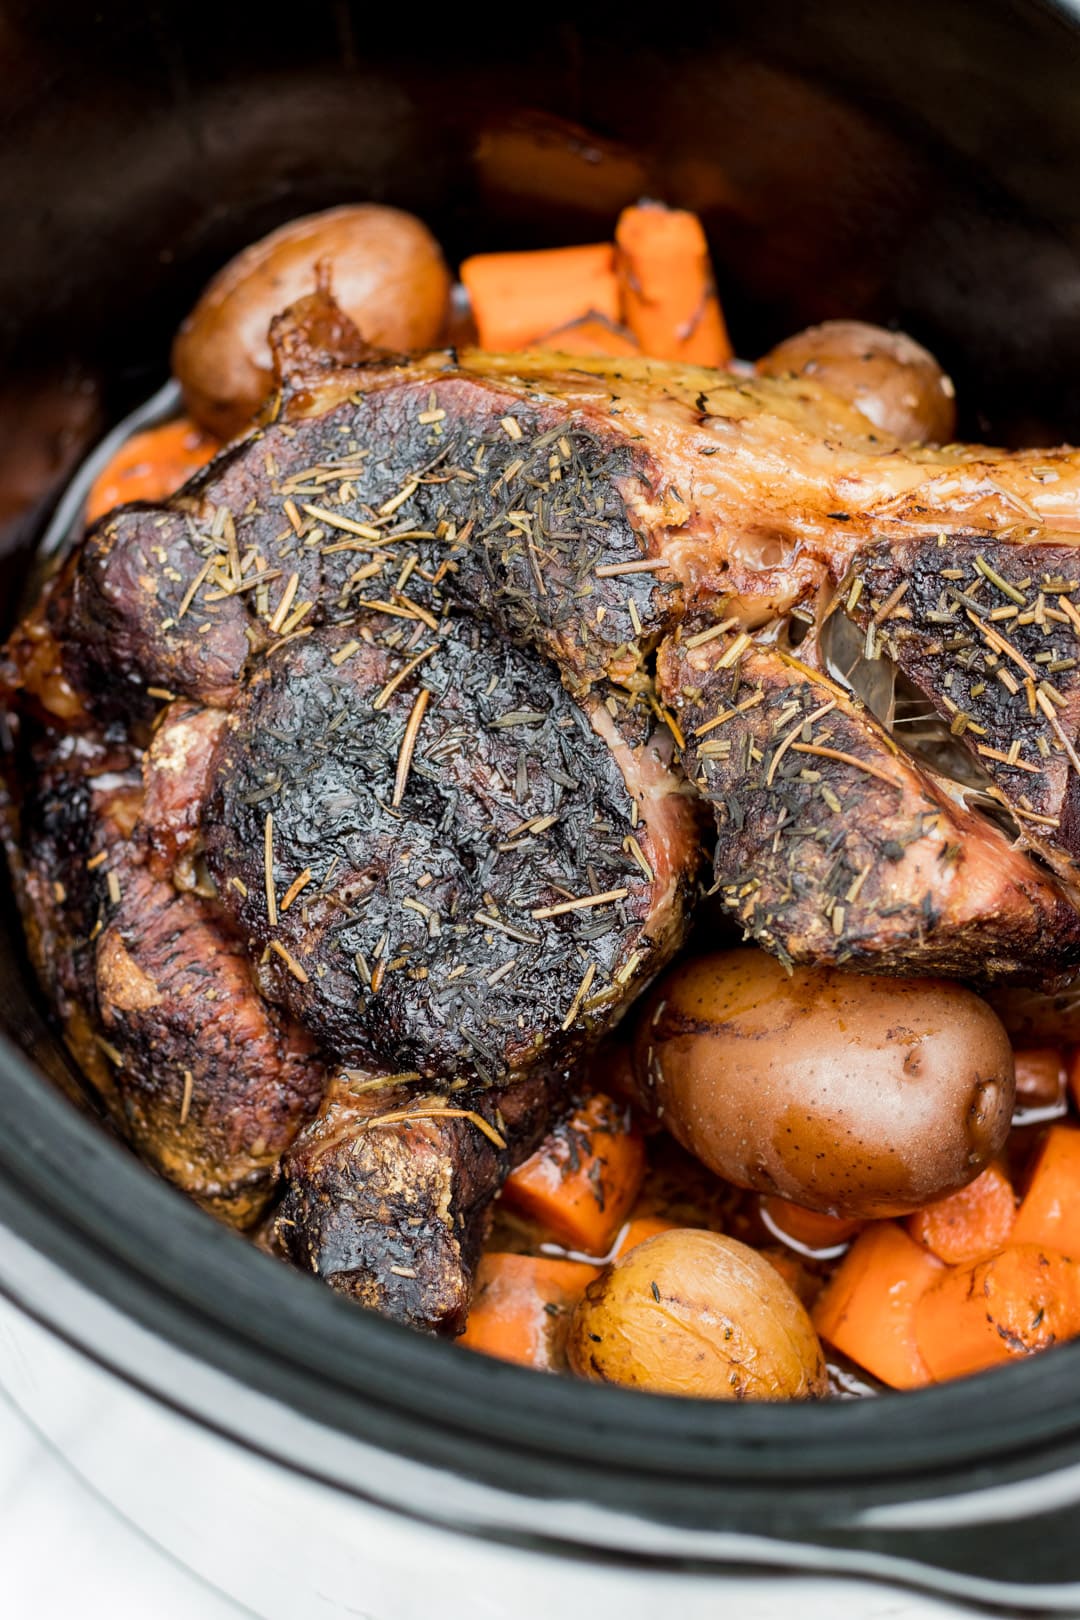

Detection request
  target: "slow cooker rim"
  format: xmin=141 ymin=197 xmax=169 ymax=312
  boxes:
xmin=2 ymin=1022 xmax=1080 ymax=1513
xmin=7 ymin=2 xmax=1080 ymax=1517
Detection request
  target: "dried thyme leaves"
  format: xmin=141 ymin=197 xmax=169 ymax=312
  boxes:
xmin=844 ymin=536 xmax=1080 ymax=838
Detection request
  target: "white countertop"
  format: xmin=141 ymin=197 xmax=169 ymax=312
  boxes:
xmin=0 ymin=1394 xmax=248 ymax=1620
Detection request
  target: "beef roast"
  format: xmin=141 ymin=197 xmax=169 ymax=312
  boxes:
xmin=273 ymin=1066 xmax=563 ymax=1334
xmin=660 ymin=626 xmax=1080 ymax=979
xmin=5 ymin=717 xmax=326 ymax=1225
xmin=203 ymin=614 xmax=700 ymax=1081
xmin=12 ymin=291 xmax=1080 ymax=1331
xmin=59 ymin=296 xmax=1080 ymax=721
xmin=839 ymin=534 xmax=1080 ymax=877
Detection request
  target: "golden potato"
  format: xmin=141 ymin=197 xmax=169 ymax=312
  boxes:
xmin=630 ymin=949 xmax=1014 ymax=1219
xmin=173 ymin=204 xmax=451 ymax=439
xmin=757 ymin=318 xmax=956 ymax=444
xmin=567 ymin=1229 xmax=827 ymax=1399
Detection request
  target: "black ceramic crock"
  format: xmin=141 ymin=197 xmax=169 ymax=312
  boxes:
xmin=3 ymin=5 xmax=1080 ymax=1614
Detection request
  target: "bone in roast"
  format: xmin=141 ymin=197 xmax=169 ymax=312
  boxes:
xmin=7 ymin=291 xmax=1080 ymax=1329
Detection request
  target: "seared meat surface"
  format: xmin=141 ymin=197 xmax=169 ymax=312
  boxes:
xmin=11 ymin=291 xmax=1080 ymax=1331
xmin=275 ymin=1067 xmax=562 ymax=1334
xmin=6 ymin=730 xmax=138 ymax=1105
xmin=7 ymin=719 xmax=326 ymax=1224
xmin=97 ymin=856 xmax=325 ymax=1225
xmin=840 ymin=535 xmax=1080 ymax=875
xmin=661 ymin=629 xmax=1080 ymax=979
xmin=61 ymin=296 xmax=1080 ymax=718
xmin=64 ymin=347 xmax=677 ymax=705
xmin=204 ymin=616 xmax=697 ymax=1080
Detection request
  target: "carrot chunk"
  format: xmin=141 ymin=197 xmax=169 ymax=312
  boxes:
xmin=914 ymin=1245 xmax=1080 ymax=1381
xmin=907 ymin=1162 xmax=1016 ymax=1266
xmin=761 ymin=1195 xmax=863 ymax=1254
xmin=1012 ymin=1124 xmax=1080 ymax=1256
xmin=459 ymin=1254 xmax=598 ymax=1370
xmin=610 ymin=1213 xmax=678 ymax=1257
xmin=460 ymin=243 xmax=620 ymax=352
xmin=761 ymin=1247 xmax=822 ymax=1311
xmin=502 ymin=1092 xmax=646 ymax=1256
xmin=86 ymin=417 xmax=219 ymax=522
xmin=615 ymin=203 xmax=732 ymax=367
xmin=811 ymin=1223 xmax=943 ymax=1389
xmin=533 ymin=312 xmax=641 ymax=358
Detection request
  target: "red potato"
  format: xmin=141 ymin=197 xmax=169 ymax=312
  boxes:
xmin=1013 ymin=1047 xmax=1068 ymax=1123
xmin=173 ymin=204 xmax=451 ymax=439
xmin=758 ymin=319 xmax=956 ymax=444
xmin=629 ymin=949 xmax=1015 ymax=1219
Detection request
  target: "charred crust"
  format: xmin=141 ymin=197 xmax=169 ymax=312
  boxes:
xmin=661 ymin=629 xmax=1080 ymax=980
xmin=204 ymin=617 xmax=669 ymax=1081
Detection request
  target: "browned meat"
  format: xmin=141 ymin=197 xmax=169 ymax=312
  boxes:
xmin=96 ymin=856 xmax=325 ymax=1225
xmin=660 ymin=627 xmax=1080 ymax=979
xmin=13 ymin=292 xmax=1080 ymax=1334
xmin=839 ymin=535 xmax=1080 ymax=878
xmin=5 ymin=715 xmax=325 ymax=1227
xmin=3 ymin=729 xmax=140 ymax=1103
xmin=274 ymin=1067 xmax=562 ymax=1334
xmin=141 ymin=700 xmax=229 ymax=876
xmin=0 ymin=565 xmax=91 ymax=729
xmin=203 ymin=613 xmax=700 ymax=1081
xmin=56 ymin=299 xmax=1080 ymax=728
xmin=63 ymin=354 xmax=676 ymax=708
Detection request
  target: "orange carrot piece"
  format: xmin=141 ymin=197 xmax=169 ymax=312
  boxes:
xmin=760 ymin=1195 xmax=863 ymax=1254
xmin=86 ymin=417 xmax=219 ymax=522
xmin=907 ymin=1162 xmax=1016 ymax=1266
xmin=502 ymin=1092 xmax=646 ymax=1257
xmin=459 ymin=1254 xmax=598 ymax=1370
xmin=460 ymin=243 xmax=620 ymax=352
xmin=615 ymin=203 xmax=732 ymax=367
xmin=1012 ymin=1124 xmax=1080 ymax=1256
xmin=610 ymin=1213 xmax=678 ymax=1257
xmin=533 ymin=312 xmax=641 ymax=358
xmin=811 ymin=1223 xmax=943 ymax=1389
xmin=914 ymin=1245 xmax=1080 ymax=1381
xmin=1015 ymin=1047 xmax=1068 ymax=1117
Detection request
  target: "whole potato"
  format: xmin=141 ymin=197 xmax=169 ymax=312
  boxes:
xmin=173 ymin=205 xmax=451 ymax=439
xmin=630 ymin=949 xmax=1014 ymax=1219
xmin=757 ymin=318 xmax=956 ymax=444
xmin=568 ymin=1229 xmax=827 ymax=1399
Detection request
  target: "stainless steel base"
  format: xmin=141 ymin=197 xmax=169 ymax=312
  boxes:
xmin=0 ymin=1225 xmax=1044 ymax=1620
xmin=0 ymin=1294 xmax=983 ymax=1620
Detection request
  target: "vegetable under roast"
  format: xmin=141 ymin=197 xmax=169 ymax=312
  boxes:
xmin=8 ymin=286 xmax=1080 ymax=1333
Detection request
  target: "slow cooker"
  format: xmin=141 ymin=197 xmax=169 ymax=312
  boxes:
xmin=4 ymin=4 xmax=1080 ymax=1614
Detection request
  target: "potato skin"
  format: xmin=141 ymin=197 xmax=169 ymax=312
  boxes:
xmin=568 ymin=1229 xmax=827 ymax=1399
xmin=757 ymin=318 xmax=956 ymax=444
xmin=630 ymin=949 xmax=1014 ymax=1219
xmin=173 ymin=204 xmax=451 ymax=439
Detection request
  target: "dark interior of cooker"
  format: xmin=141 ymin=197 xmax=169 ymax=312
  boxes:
xmin=6 ymin=0 xmax=1080 ymax=1591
